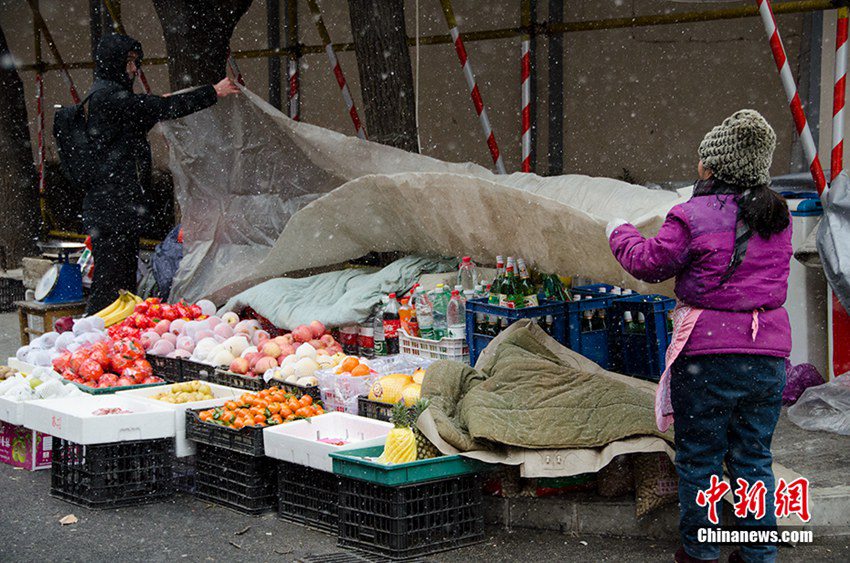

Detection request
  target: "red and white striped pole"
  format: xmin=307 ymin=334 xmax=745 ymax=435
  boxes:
xmin=440 ymin=0 xmax=506 ymax=174
xmin=305 ymin=0 xmax=367 ymax=140
xmin=521 ymin=39 xmax=531 ymax=172
xmin=520 ymin=1 xmax=532 ymax=173
xmin=288 ymin=58 xmax=300 ymax=121
xmin=833 ymin=7 xmax=848 ymax=179
xmin=35 ymin=73 xmax=46 ymax=196
xmin=756 ymin=0 xmax=827 ymax=195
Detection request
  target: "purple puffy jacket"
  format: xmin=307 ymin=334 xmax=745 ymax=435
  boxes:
xmin=609 ymin=193 xmax=792 ymax=357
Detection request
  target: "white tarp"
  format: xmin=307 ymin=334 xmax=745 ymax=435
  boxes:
xmin=161 ymin=87 xmax=683 ymax=304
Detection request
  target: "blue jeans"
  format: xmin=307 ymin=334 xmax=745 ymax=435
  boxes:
xmin=671 ymin=354 xmax=785 ymax=562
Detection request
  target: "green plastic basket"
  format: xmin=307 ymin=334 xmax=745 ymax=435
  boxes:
xmin=71 ymin=380 xmax=168 ymax=395
xmin=329 ymin=445 xmax=488 ymax=486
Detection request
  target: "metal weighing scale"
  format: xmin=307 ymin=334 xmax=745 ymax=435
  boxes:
xmin=34 ymin=241 xmax=86 ymax=304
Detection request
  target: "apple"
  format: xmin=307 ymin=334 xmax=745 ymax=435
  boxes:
xmin=292 ymin=325 xmax=312 ymax=343
xmin=261 ymin=341 xmax=282 ymax=359
xmin=230 ymin=357 xmax=249 ymax=375
xmin=309 ymin=320 xmax=326 ymax=339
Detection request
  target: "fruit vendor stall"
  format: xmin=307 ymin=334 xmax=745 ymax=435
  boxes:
xmin=0 ymin=250 xmax=712 ymax=559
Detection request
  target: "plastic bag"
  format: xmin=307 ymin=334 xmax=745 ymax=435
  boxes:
xmin=783 ymin=360 xmax=825 ymax=406
xmin=787 ymin=374 xmax=850 ymax=435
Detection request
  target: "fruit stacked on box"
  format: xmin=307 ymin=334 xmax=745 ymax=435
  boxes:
xmin=197 ymin=387 xmax=324 ymax=429
xmin=51 ymin=338 xmax=162 ymax=390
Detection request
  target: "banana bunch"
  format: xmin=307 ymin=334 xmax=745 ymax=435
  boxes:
xmin=94 ymin=291 xmax=142 ymax=327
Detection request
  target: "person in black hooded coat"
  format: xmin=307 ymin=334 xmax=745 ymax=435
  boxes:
xmin=84 ymin=34 xmax=239 ymax=314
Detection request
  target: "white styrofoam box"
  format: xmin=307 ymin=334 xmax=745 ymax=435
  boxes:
xmin=263 ymin=412 xmax=392 ymax=472
xmin=116 ymin=381 xmax=243 ymax=457
xmin=0 ymin=396 xmax=24 ymax=425
xmin=24 ymin=395 xmax=175 ymax=445
xmin=8 ymin=358 xmax=39 ymax=375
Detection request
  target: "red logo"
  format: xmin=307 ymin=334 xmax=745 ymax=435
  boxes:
xmin=696 ymin=474 xmax=731 ymax=525
xmin=774 ymin=477 xmax=811 ymax=522
xmin=733 ymin=478 xmax=767 ymax=520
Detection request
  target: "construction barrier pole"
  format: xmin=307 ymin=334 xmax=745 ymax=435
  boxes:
xmin=833 ymin=7 xmax=848 ymax=179
xmin=285 ymin=0 xmax=300 ymax=121
xmin=102 ymin=0 xmax=152 ymax=94
xmin=521 ymin=0 xmax=532 ymax=172
xmin=756 ymin=0 xmax=827 ymax=195
xmin=26 ymin=0 xmax=80 ymax=103
xmin=439 ymin=0 xmax=506 ymax=174
xmin=305 ymin=0 xmax=366 ymax=139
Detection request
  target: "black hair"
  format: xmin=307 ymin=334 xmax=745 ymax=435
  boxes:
xmin=737 ymin=184 xmax=790 ymax=238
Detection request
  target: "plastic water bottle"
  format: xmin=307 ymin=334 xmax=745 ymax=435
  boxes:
xmin=458 ymin=256 xmax=478 ymax=292
xmin=447 ymin=289 xmax=466 ymax=339
xmin=430 ymin=284 xmax=449 ymax=340
xmin=414 ymin=287 xmax=435 ymax=340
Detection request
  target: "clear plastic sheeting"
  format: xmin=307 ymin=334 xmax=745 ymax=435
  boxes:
xmin=817 ymin=172 xmax=850 ymax=312
xmin=788 ymin=374 xmax=850 ymax=436
xmin=160 ymin=87 xmax=682 ymax=304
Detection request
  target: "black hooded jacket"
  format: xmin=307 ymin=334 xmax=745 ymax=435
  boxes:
xmin=84 ymin=34 xmax=217 ymax=227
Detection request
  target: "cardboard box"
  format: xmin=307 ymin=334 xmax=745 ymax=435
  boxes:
xmin=0 ymin=421 xmax=51 ymax=471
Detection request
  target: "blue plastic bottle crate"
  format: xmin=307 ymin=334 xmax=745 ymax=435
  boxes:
xmin=565 ymin=294 xmax=622 ymax=369
xmin=465 ymin=298 xmax=567 ymax=365
xmin=609 ymin=295 xmax=676 ymax=382
xmin=571 ymin=283 xmax=620 ymax=298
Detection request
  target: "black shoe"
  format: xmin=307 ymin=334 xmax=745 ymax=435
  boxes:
xmin=728 ymin=550 xmax=746 ymax=563
xmin=674 ymin=546 xmax=719 ymax=563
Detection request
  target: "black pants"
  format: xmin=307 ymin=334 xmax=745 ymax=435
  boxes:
xmin=85 ymin=222 xmax=140 ymax=315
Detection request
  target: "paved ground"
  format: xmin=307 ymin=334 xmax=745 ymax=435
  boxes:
xmin=1 ymin=463 xmax=849 ymax=562
xmin=1 ymin=312 xmax=849 ymax=561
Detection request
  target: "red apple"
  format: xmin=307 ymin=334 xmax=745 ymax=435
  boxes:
xmin=291 ymin=325 xmax=312 ymax=343
xmin=309 ymin=320 xmax=326 ymax=339
xmin=230 ymin=357 xmax=249 ymax=375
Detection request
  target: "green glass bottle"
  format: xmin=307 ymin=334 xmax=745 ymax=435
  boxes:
xmin=517 ymin=258 xmax=539 ymax=307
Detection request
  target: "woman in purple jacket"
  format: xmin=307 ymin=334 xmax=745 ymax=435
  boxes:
xmin=607 ymin=110 xmax=792 ymax=563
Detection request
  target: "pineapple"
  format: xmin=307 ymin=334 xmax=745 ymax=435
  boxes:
xmin=411 ymin=398 xmax=440 ymax=460
xmin=378 ymin=401 xmax=417 ymax=464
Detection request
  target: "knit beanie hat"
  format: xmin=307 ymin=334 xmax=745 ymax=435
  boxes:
xmin=698 ymin=109 xmax=776 ymax=187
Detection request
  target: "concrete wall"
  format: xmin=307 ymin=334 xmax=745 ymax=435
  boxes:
xmin=0 ymin=0 xmax=834 ymax=186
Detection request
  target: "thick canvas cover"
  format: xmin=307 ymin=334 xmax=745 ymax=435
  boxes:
xmin=159 ymin=88 xmax=682 ymax=304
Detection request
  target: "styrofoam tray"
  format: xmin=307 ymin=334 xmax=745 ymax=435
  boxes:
xmin=7 ymin=358 xmax=43 ymax=375
xmin=24 ymin=395 xmax=175 ymax=445
xmin=263 ymin=412 xmax=392 ymax=472
xmin=116 ymin=381 xmax=243 ymax=457
xmin=0 ymin=396 xmax=24 ymax=425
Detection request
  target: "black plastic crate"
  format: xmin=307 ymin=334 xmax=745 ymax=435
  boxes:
xmin=276 ymin=380 xmax=323 ymax=403
xmin=50 ymin=437 xmax=175 ymax=509
xmin=147 ymin=354 xmax=184 ymax=383
xmin=194 ymin=443 xmax=277 ymax=515
xmin=337 ymin=474 xmax=484 ymax=560
xmin=173 ymin=455 xmax=196 ymax=494
xmin=0 ymin=277 xmax=25 ymax=313
xmin=207 ymin=368 xmax=268 ymax=391
xmin=181 ymin=359 xmax=214 ymax=381
xmin=185 ymin=409 xmax=266 ymax=457
xmin=357 ymin=397 xmax=414 ymax=423
xmin=277 ymin=461 xmax=340 ymax=534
